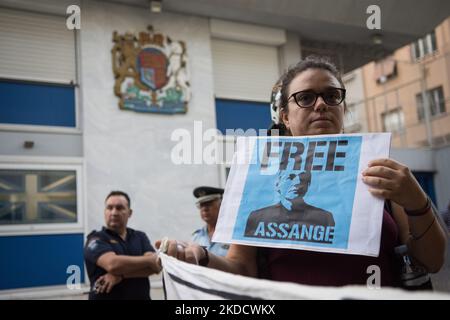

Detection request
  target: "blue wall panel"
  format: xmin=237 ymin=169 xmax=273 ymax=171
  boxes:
xmin=215 ymin=99 xmax=271 ymax=135
xmin=0 ymin=233 xmax=84 ymax=290
xmin=0 ymin=80 xmax=76 ymax=127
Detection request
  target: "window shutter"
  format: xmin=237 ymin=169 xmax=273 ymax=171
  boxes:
xmin=0 ymin=8 xmax=76 ymax=84
xmin=211 ymin=39 xmax=279 ymax=102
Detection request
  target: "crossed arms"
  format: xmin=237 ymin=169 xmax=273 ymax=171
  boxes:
xmin=93 ymin=251 xmax=161 ymax=294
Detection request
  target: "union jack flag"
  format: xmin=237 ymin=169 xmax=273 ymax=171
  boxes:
xmin=0 ymin=170 xmax=77 ymax=224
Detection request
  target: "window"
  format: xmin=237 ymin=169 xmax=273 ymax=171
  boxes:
xmin=416 ymin=87 xmax=446 ymax=121
xmin=0 ymin=169 xmax=77 ymax=225
xmin=0 ymin=8 xmax=76 ymax=83
xmin=211 ymin=38 xmax=279 ymax=102
xmin=382 ymin=108 xmax=404 ymax=132
xmin=411 ymin=31 xmax=438 ymax=60
xmin=0 ymin=80 xmax=76 ymax=127
xmin=374 ymin=56 xmax=397 ymax=84
xmin=215 ymin=99 xmax=271 ymax=135
xmin=0 ymin=8 xmax=77 ymax=130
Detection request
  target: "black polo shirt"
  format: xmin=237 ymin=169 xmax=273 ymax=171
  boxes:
xmin=84 ymin=227 xmax=155 ymax=300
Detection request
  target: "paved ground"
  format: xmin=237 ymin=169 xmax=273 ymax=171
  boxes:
xmin=430 ymin=243 xmax=450 ymax=293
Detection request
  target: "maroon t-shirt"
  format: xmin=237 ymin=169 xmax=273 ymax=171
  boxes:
xmin=259 ymin=210 xmax=402 ymax=287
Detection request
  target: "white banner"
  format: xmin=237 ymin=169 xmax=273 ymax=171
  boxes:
xmin=160 ymin=253 xmax=450 ymax=300
xmin=213 ymin=133 xmax=391 ymax=257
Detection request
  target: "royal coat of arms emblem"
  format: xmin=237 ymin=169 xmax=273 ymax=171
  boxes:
xmin=111 ymin=26 xmax=190 ymax=114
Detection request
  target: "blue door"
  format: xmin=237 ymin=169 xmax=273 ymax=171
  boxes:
xmin=412 ymin=171 xmax=437 ymax=205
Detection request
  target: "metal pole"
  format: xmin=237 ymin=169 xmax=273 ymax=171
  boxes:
xmin=396 ymin=88 xmax=407 ymax=147
xmin=419 ymin=63 xmax=434 ymax=148
xmin=380 ymin=60 xmax=388 ymax=132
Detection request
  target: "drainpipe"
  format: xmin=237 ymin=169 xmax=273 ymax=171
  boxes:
xmin=419 ymin=63 xmax=434 ymax=148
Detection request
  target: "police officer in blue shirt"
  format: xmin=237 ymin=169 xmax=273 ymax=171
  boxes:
xmin=84 ymin=191 xmax=161 ymax=300
xmin=191 ymin=186 xmax=229 ymax=257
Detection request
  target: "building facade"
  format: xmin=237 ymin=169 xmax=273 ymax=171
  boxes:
xmin=361 ymin=18 xmax=450 ymax=149
xmin=0 ymin=0 xmax=301 ymax=295
xmin=358 ymin=17 xmax=450 ymax=210
xmin=1 ymin=0 xmax=449 ymax=297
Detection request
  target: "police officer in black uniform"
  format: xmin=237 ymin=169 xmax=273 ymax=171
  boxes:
xmin=84 ymin=191 xmax=161 ymax=300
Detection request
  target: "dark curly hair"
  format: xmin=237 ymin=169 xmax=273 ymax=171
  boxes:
xmin=269 ymin=55 xmax=346 ymax=136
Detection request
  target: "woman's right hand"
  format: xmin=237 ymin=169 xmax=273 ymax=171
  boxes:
xmin=155 ymin=238 xmax=207 ymax=265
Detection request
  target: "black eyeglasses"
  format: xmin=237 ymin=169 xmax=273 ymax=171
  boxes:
xmin=288 ymin=87 xmax=346 ymax=108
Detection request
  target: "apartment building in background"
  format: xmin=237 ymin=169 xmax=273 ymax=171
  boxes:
xmin=342 ymin=17 xmax=450 ymax=213
xmin=361 ymin=17 xmax=450 ymax=149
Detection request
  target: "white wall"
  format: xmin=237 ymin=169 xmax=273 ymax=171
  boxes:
xmin=391 ymin=145 xmax=450 ymax=211
xmin=0 ymin=131 xmax=82 ymax=157
xmin=390 ymin=148 xmax=435 ymax=172
xmin=81 ymin=1 xmax=219 ymax=242
xmin=435 ymin=146 xmax=450 ymax=211
xmin=279 ymin=32 xmax=302 ymax=71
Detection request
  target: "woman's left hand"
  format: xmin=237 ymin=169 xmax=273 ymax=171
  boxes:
xmin=362 ymin=158 xmax=428 ymax=211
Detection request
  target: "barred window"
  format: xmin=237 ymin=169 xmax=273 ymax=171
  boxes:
xmin=416 ymin=86 xmax=446 ymax=121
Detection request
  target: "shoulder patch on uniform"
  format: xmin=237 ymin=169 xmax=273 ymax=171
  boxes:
xmin=87 ymin=238 xmax=100 ymax=251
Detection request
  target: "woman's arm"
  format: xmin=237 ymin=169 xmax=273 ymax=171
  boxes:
xmin=211 ymin=244 xmax=258 ymax=277
xmin=391 ymin=201 xmax=446 ymax=272
xmin=155 ymin=240 xmax=258 ymax=277
xmin=363 ymin=158 xmax=447 ymax=273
